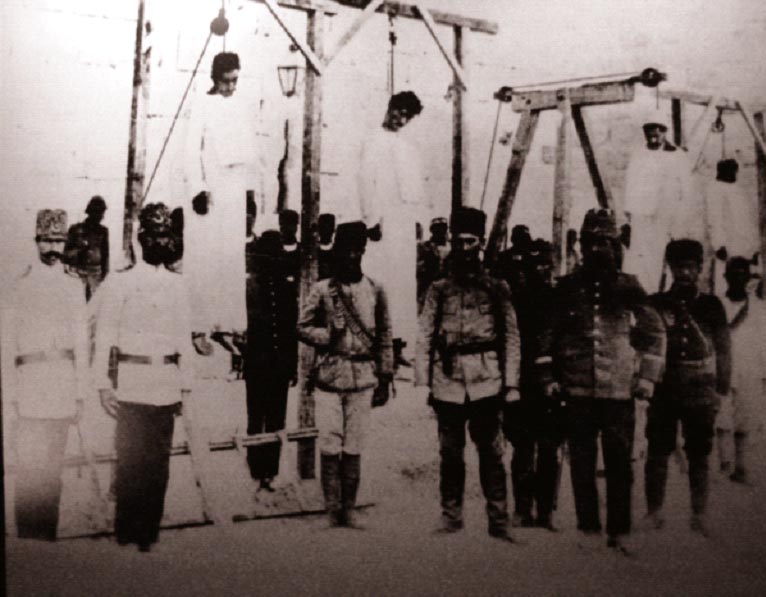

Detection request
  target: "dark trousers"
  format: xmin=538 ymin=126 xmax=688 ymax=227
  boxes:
xmin=504 ymin=399 xmax=565 ymax=521
xmin=245 ymin=363 xmax=290 ymax=480
xmin=435 ymin=397 xmax=507 ymax=531
xmin=14 ymin=418 xmax=70 ymax=540
xmin=645 ymin=399 xmax=716 ymax=516
xmin=115 ymin=402 xmax=176 ymax=546
xmin=567 ymin=397 xmax=635 ymax=537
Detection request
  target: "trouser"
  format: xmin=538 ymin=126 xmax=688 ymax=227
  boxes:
xmin=315 ymin=388 xmax=374 ymax=456
xmin=567 ymin=397 xmax=635 ymax=537
xmin=114 ymin=402 xmax=177 ymax=546
xmin=434 ymin=396 xmax=507 ymax=532
xmin=14 ymin=418 xmax=70 ymax=540
xmin=645 ymin=399 xmax=716 ymax=516
xmin=245 ymin=362 xmax=290 ymax=480
xmin=503 ymin=399 xmax=565 ymax=522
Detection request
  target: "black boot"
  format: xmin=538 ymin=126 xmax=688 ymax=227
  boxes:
xmin=320 ymin=454 xmax=342 ymax=527
xmin=393 ymin=338 xmax=411 ymax=368
xmin=689 ymin=455 xmax=710 ymax=537
xmin=340 ymin=454 xmax=363 ymax=529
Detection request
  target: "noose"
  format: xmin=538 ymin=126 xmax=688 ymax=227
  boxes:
xmin=387 ymin=13 xmax=397 ymax=96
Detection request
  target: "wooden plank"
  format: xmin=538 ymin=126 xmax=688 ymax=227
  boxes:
xmin=264 ymin=0 xmax=324 ymax=75
xmin=754 ymin=112 xmax=766 ymax=287
xmin=571 ymin=105 xmax=613 ymax=210
xmin=659 ymin=88 xmax=754 ymax=112
xmin=552 ymin=95 xmax=572 ymax=277
xmin=332 ymin=0 xmax=498 ymax=33
xmin=298 ymin=8 xmax=324 ymax=481
xmin=511 ymin=81 xmax=635 ymax=112
xmin=485 ymin=109 xmax=540 ymax=268
xmin=671 ymin=97 xmax=684 ymax=147
xmin=250 ymin=0 xmax=335 ymax=13
xmin=323 ymin=0 xmax=384 ymax=66
xmin=738 ymin=102 xmax=766 ymax=157
xmin=451 ymin=25 xmax=468 ymax=213
xmin=414 ymin=1 xmax=467 ymax=90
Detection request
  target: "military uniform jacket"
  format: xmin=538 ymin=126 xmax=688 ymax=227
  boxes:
xmin=513 ymin=284 xmax=555 ymax=396
xmin=93 ymin=262 xmax=194 ymax=405
xmin=64 ymin=221 xmax=109 ymax=278
xmin=298 ymin=276 xmax=394 ymax=392
xmin=538 ymin=270 xmax=665 ymax=400
xmin=1 ymin=263 xmax=88 ymax=419
xmin=415 ymin=272 xmax=521 ymax=404
xmin=650 ymin=288 xmax=731 ymax=405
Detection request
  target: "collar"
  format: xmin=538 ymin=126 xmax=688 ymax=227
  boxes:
xmin=283 ymin=243 xmax=298 ymax=252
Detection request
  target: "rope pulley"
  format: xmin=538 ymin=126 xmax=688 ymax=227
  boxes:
xmin=210 ymin=8 xmax=229 ymax=36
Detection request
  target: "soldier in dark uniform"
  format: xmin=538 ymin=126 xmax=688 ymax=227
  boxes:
xmin=417 ymin=217 xmax=450 ymax=308
xmin=317 ymin=213 xmax=336 ymax=281
xmin=538 ymin=208 xmax=665 ymax=555
xmin=503 ymin=239 xmax=565 ymax=531
xmin=492 ymin=224 xmax=532 ymax=284
xmin=279 ymin=209 xmax=301 ymax=286
xmin=645 ymin=239 xmax=731 ymax=537
xmin=64 ymin=195 xmax=109 ymax=301
xmin=416 ymin=207 xmax=522 ymax=543
xmin=245 ymin=230 xmax=298 ymax=491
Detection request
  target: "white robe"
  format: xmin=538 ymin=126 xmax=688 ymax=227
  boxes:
xmin=358 ymin=128 xmax=429 ymax=350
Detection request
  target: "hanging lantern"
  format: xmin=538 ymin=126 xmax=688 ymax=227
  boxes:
xmin=278 ymin=65 xmax=299 ymax=97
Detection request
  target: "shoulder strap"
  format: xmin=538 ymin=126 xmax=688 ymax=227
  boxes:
xmin=329 ymin=279 xmax=375 ymax=350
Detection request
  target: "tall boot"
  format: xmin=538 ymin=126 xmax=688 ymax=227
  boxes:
xmin=393 ymin=338 xmax=411 ymax=368
xmin=688 ymin=455 xmax=710 ymax=536
xmin=340 ymin=453 xmax=363 ymax=529
xmin=320 ymin=453 xmax=342 ymax=527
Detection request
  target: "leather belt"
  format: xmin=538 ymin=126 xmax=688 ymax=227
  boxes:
xmin=449 ymin=341 xmax=498 ymax=356
xmin=117 ymin=352 xmax=180 ymax=366
xmin=15 ymin=349 xmax=75 ymax=367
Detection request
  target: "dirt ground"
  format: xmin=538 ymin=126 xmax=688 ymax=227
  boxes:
xmin=7 ymin=379 xmax=766 ymax=596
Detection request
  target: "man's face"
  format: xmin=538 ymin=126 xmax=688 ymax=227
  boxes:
xmin=644 ymin=126 xmax=666 ymax=150
xmin=334 ymin=247 xmax=364 ymax=280
xmin=670 ymin=259 xmax=701 ymax=289
xmin=430 ymin=223 xmax=448 ymax=244
xmin=88 ymin=207 xmax=106 ymax=224
xmin=214 ymin=69 xmax=239 ymax=97
xmin=280 ymin=221 xmax=298 ymax=243
xmin=385 ymin=107 xmax=412 ymax=132
xmin=37 ymin=238 xmax=65 ymax=266
xmin=452 ymin=233 xmax=482 ymax=273
xmin=582 ymin=235 xmax=617 ymax=271
xmin=725 ymin=264 xmax=750 ymax=294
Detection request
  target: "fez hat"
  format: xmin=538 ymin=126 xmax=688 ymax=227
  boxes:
xmin=279 ymin=209 xmax=300 ymax=226
xmin=86 ymin=195 xmax=107 ymax=215
xmin=665 ymin=239 xmax=704 ymax=266
xmin=334 ymin=221 xmax=368 ymax=252
xmin=388 ymin=91 xmax=423 ymax=117
xmin=528 ymin=239 xmax=553 ymax=265
xmin=580 ymin=208 xmax=618 ymax=240
xmin=138 ymin=203 xmax=172 ymax=236
xmin=36 ymin=209 xmax=68 ymax=241
xmin=253 ymin=229 xmax=284 ymax=259
xmin=450 ymin=207 xmax=487 ymax=238
xmin=643 ymin=121 xmax=668 ymax=133
xmin=318 ymin=213 xmax=336 ymax=229
xmin=430 ymin=216 xmax=448 ymax=227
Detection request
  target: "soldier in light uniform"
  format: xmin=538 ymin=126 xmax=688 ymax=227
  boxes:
xmin=416 ymin=207 xmax=522 ymax=542
xmin=64 ymin=195 xmax=110 ymax=301
xmin=645 ymin=240 xmax=732 ymax=537
xmin=1 ymin=209 xmax=88 ymax=540
xmin=93 ymin=203 xmax=194 ymax=552
xmin=298 ymin=222 xmax=394 ymax=528
xmin=539 ymin=208 xmax=665 ymax=555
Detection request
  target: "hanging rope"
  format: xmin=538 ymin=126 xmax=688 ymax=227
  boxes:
xmin=479 ymin=99 xmax=504 ymax=210
xmin=387 ymin=13 xmax=397 ymax=96
xmin=221 ymin=0 xmax=227 ymax=51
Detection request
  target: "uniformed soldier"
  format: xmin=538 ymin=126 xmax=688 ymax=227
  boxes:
xmin=645 ymin=239 xmax=731 ymax=537
xmin=503 ymin=239 xmax=565 ymax=531
xmin=1 ymin=209 xmax=88 ymax=540
xmin=317 ymin=212 xmax=336 ymax=281
xmin=244 ymin=230 xmax=298 ymax=491
xmin=417 ymin=216 xmax=450 ymax=308
xmin=298 ymin=221 xmax=394 ymax=528
xmin=93 ymin=203 xmax=194 ymax=552
xmin=416 ymin=207 xmax=522 ymax=542
xmin=64 ymin=195 xmax=109 ymax=301
xmin=538 ymin=208 xmax=665 ymax=555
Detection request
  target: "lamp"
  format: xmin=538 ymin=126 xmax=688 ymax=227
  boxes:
xmin=277 ymin=65 xmax=299 ymax=98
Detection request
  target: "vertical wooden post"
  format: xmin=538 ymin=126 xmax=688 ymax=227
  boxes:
xmin=122 ymin=0 xmax=150 ymax=262
xmin=552 ymin=94 xmax=572 ymax=277
xmin=671 ymin=97 xmax=683 ymax=147
xmin=451 ymin=25 xmax=468 ymax=214
xmin=297 ymin=8 xmax=323 ymax=480
xmin=485 ymin=109 xmax=539 ymax=268
xmin=571 ymin=105 xmax=613 ymax=210
xmin=755 ymin=112 xmax=766 ymax=288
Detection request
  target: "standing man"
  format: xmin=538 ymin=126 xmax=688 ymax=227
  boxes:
xmin=417 ymin=216 xmax=450 ymax=309
xmin=1 ymin=209 xmax=88 ymax=540
xmin=359 ymin=91 xmax=427 ymax=367
xmin=245 ymin=230 xmax=298 ymax=492
xmin=64 ymin=195 xmax=109 ymax=301
xmin=93 ymin=203 xmax=194 ymax=552
xmin=298 ymin=222 xmax=394 ymax=528
xmin=539 ymin=208 xmax=665 ymax=555
xmin=644 ymin=240 xmax=731 ymax=537
xmin=416 ymin=207 xmax=522 ymax=542
xmin=317 ymin=213 xmax=336 ymax=281
xmin=279 ymin=209 xmax=301 ymax=287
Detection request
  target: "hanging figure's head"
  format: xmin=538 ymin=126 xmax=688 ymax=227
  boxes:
xmin=35 ymin=209 xmax=68 ymax=266
xmin=642 ymin=121 xmax=668 ymax=150
xmin=85 ymin=195 xmax=107 ymax=224
xmin=527 ymin=238 xmax=554 ymax=288
xmin=210 ymin=52 xmax=240 ymax=97
xmin=580 ymin=208 xmax=621 ymax=274
xmin=138 ymin=203 xmax=177 ymax=268
xmin=450 ymin=207 xmax=486 ymax=277
xmin=317 ymin=213 xmax=336 ymax=245
xmin=279 ymin=209 xmax=300 ymax=245
xmin=666 ymin=239 xmax=704 ymax=291
xmin=510 ymin=224 xmax=532 ymax=253
xmin=429 ymin=217 xmax=448 ymax=245
xmin=716 ymin=158 xmax=739 ymax=184
xmin=332 ymin=221 xmax=368 ymax=283
xmin=725 ymin=256 xmax=751 ymax=297
xmin=383 ymin=91 xmax=423 ymax=132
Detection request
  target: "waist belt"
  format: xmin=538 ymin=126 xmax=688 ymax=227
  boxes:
xmin=667 ymin=356 xmax=715 ymax=369
xmin=15 ymin=348 xmax=75 ymax=367
xmin=117 ymin=352 xmax=180 ymax=365
xmin=341 ymin=353 xmax=374 ymax=362
xmin=448 ymin=341 xmax=499 ymax=356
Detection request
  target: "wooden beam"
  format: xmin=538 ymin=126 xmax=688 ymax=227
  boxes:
xmin=332 ymin=0 xmax=498 ymax=34
xmin=552 ymin=95 xmax=572 ymax=277
xmin=263 ymin=0 xmax=324 ymax=75
xmin=687 ymin=95 xmax=720 ymax=157
xmin=485 ymin=109 xmax=540 ymax=268
xmin=322 ymin=0 xmax=384 ymax=66
xmin=250 ymin=0 xmax=335 ymax=13
xmin=659 ymin=88 xmax=763 ymax=112
xmin=671 ymin=97 xmax=684 ymax=147
xmin=414 ymin=1 xmax=467 ymax=90
xmin=571 ymin=105 xmax=613 ymax=210
xmin=451 ymin=25 xmax=468 ymax=212
xmin=738 ymin=101 xmax=766 ymax=157
xmin=755 ymin=112 xmax=766 ymax=287
xmin=511 ymin=81 xmax=635 ymax=112
xmin=297 ymin=8 xmax=324 ymax=481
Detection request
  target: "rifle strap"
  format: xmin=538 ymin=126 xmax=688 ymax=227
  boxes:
xmin=329 ymin=280 xmax=375 ymax=352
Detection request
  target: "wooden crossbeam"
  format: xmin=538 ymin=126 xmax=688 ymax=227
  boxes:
xmin=659 ymin=88 xmax=756 ymax=112
xmin=250 ymin=0 xmax=335 ymax=13
xmin=263 ymin=0 xmax=324 ymax=75
xmin=323 ymin=0 xmax=384 ymax=66
xmin=413 ymin=1 xmax=467 ymax=90
xmin=571 ymin=105 xmax=613 ymax=211
xmin=511 ymin=80 xmax=635 ymax=112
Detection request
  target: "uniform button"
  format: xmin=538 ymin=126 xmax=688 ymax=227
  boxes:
xmin=594 ymin=304 xmax=600 ymax=311
xmin=594 ymin=292 xmax=600 ymax=298
xmin=681 ymin=351 xmax=686 ymax=357
xmin=681 ymin=337 xmax=688 ymax=344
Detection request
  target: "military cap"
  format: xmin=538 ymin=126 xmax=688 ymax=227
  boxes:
xmin=580 ymin=208 xmax=618 ymax=240
xmin=643 ymin=121 xmax=668 ymax=133
xmin=450 ymin=207 xmax=486 ymax=238
xmin=279 ymin=209 xmax=300 ymax=226
xmin=36 ymin=209 xmax=68 ymax=241
xmin=86 ymin=195 xmax=107 ymax=215
xmin=138 ymin=202 xmax=172 ymax=236
xmin=334 ymin=221 xmax=368 ymax=252
xmin=528 ymin=238 xmax=553 ymax=265
xmin=253 ymin=229 xmax=284 ymax=259
xmin=665 ymin=239 xmax=704 ymax=266
xmin=318 ymin=213 xmax=336 ymax=228
xmin=430 ymin=217 xmax=448 ymax=226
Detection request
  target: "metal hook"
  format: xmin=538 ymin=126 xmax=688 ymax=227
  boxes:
xmin=711 ymin=108 xmax=725 ymax=133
